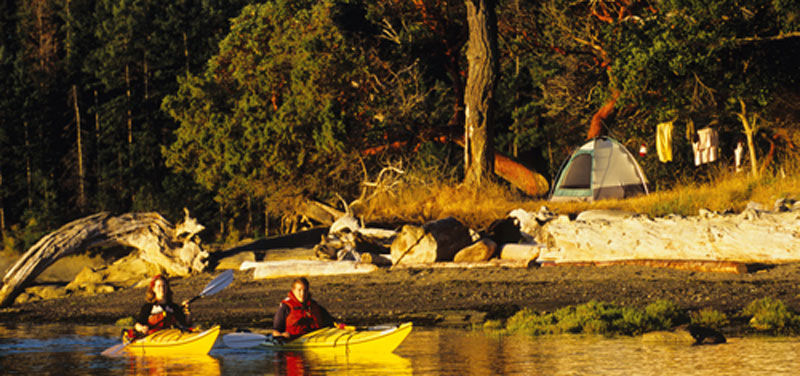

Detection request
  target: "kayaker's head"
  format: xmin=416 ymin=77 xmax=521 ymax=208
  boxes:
xmin=146 ymin=274 xmax=173 ymax=304
xmin=291 ymin=277 xmax=310 ymax=303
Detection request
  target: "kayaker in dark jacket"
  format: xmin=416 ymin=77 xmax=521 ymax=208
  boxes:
xmin=134 ymin=275 xmax=192 ymax=335
xmin=272 ymin=277 xmax=339 ymax=339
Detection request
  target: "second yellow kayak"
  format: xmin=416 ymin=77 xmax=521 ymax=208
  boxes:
xmin=261 ymin=322 xmax=412 ymax=353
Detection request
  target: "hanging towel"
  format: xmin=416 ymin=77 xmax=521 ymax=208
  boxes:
xmin=656 ymin=121 xmax=673 ymax=162
xmin=734 ymin=141 xmax=744 ymax=172
xmin=695 ymin=127 xmax=718 ymax=165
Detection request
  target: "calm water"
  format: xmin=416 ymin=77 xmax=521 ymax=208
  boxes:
xmin=1 ymin=324 xmax=800 ymax=375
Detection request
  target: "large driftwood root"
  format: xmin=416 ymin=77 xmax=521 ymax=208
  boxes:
xmin=0 ymin=209 xmax=207 ymax=307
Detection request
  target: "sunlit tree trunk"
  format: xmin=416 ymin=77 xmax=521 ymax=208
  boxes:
xmin=24 ymin=121 xmax=32 ymax=209
xmin=182 ymin=31 xmax=190 ymax=75
xmin=463 ymin=0 xmax=497 ymax=187
xmin=736 ymin=99 xmax=759 ymax=178
xmin=72 ymin=85 xmax=85 ymax=210
xmin=0 ymin=163 xmax=5 ymax=234
xmin=125 ymin=63 xmax=133 ymax=170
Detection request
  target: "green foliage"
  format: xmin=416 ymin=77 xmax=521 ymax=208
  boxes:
xmin=0 ymin=217 xmax=49 ymax=255
xmin=643 ymin=299 xmax=685 ymax=331
xmin=743 ymin=297 xmax=800 ymax=333
xmin=504 ymin=300 xmax=688 ymax=337
xmin=163 ymin=0 xmax=368 ymax=213
xmin=690 ymin=308 xmax=730 ymax=329
xmin=115 ymin=316 xmax=136 ymax=327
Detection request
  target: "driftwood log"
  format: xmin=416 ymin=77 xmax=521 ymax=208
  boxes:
xmin=390 ymin=217 xmax=473 ymax=265
xmin=241 ymin=260 xmax=378 ymax=279
xmin=514 ymin=205 xmax=800 ymax=273
xmin=0 ymin=210 xmax=207 ymax=307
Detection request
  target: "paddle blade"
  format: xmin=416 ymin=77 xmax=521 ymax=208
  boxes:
xmin=100 ymin=343 xmax=126 ymax=357
xmin=222 ymin=332 xmax=269 ymax=349
xmin=202 ymin=269 xmax=234 ymax=297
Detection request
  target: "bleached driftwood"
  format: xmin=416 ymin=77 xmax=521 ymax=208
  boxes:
xmin=393 ymin=259 xmax=534 ymax=269
xmin=240 ymin=260 xmax=378 ymax=279
xmin=390 ymin=217 xmax=472 ymax=266
xmin=533 ymin=207 xmax=800 ymax=265
xmin=0 ymin=210 xmax=207 ymax=307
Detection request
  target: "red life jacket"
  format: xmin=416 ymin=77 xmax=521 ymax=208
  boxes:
xmin=146 ymin=304 xmax=178 ymax=334
xmin=283 ymin=292 xmax=323 ymax=337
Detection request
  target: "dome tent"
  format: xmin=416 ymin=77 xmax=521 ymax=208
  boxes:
xmin=549 ymin=137 xmax=649 ymax=202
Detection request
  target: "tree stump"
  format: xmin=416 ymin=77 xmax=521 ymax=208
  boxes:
xmin=0 ymin=209 xmax=207 ymax=307
xmin=390 ymin=217 xmax=472 ymax=265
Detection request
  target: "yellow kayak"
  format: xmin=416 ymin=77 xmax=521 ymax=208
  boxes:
xmin=261 ymin=322 xmax=412 ymax=353
xmin=122 ymin=325 xmax=220 ymax=356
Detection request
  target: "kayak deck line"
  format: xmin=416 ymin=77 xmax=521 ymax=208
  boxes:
xmin=260 ymin=322 xmax=413 ymax=353
xmin=119 ymin=325 xmax=221 ymax=356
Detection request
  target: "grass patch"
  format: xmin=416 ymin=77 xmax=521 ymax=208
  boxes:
xmin=352 ymin=164 xmax=800 ymax=229
xmin=502 ymin=300 xmax=687 ymax=337
xmin=493 ymin=297 xmax=800 ymax=337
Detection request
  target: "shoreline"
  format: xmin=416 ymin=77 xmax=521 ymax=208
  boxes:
xmin=3 ymin=263 xmax=800 ymax=336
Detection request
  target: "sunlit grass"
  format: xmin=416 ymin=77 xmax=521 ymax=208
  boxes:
xmin=354 ymin=162 xmax=800 ymax=230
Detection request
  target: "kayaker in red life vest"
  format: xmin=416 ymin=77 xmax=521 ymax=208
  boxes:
xmin=272 ymin=277 xmax=342 ymax=339
xmin=133 ymin=275 xmax=192 ymax=335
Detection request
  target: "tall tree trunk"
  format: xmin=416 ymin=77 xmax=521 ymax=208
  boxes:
xmin=736 ymin=99 xmax=759 ymax=177
xmin=182 ymin=31 xmax=190 ymax=75
xmin=24 ymin=121 xmax=32 ymax=209
xmin=94 ymin=89 xmax=101 ymax=191
xmin=463 ymin=0 xmax=498 ymax=187
xmin=72 ymin=85 xmax=86 ymax=210
xmin=0 ymin=163 xmax=5 ymax=234
xmin=125 ymin=63 xmax=133 ymax=170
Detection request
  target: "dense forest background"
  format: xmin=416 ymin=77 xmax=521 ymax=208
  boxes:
xmin=1 ymin=0 xmax=799 ymax=248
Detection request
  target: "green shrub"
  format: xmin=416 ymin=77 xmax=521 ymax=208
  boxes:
xmin=504 ymin=300 xmax=683 ymax=336
xmin=690 ymin=308 xmax=730 ymax=329
xmin=743 ymin=297 xmax=800 ymax=333
xmin=505 ymin=308 xmax=557 ymax=335
xmin=644 ymin=299 xmax=685 ymax=331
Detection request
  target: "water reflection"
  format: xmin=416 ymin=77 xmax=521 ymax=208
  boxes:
xmin=122 ymin=354 xmax=220 ymax=376
xmin=4 ymin=324 xmax=800 ymax=375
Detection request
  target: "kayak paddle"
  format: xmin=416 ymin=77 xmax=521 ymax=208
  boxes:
xmin=221 ymin=324 xmax=396 ymax=349
xmin=186 ymin=269 xmax=234 ymax=305
xmin=222 ymin=332 xmax=271 ymax=349
xmin=101 ymin=269 xmax=235 ymax=356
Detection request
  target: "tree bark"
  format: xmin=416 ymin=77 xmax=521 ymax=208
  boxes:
xmin=587 ymin=90 xmax=620 ymax=139
xmin=463 ymin=0 xmax=498 ymax=187
xmin=736 ymin=99 xmax=759 ymax=177
xmin=72 ymin=85 xmax=86 ymax=210
xmin=0 ymin=210 xmax=208 ymax=307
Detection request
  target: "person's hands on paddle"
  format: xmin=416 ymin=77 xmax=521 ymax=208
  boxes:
xmin=181 ymin=299 xmax=191 ymax=315
xmin=134 ymin=322 xmax=148 ymax=334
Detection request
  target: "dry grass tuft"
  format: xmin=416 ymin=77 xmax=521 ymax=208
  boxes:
xmin=356 ymin=162 xmax=800 ymax=230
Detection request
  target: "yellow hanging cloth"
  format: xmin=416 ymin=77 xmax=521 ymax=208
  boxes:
xmin=656 ymin=121 xmax=674 ymax=162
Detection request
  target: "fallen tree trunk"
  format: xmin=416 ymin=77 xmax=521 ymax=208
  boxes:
xmin=534 ymin=207 xmax=800 ymax=266
xmin=0 ymin=210 xmax=207 ymax=307
xmin=540 ymin=259 xmax=749 ymax=274
xmin=240 ymin=260 xmax=378 ymax=279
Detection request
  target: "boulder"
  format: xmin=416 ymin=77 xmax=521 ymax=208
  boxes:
xmin=390 ymin=217 xmax=472 ymax=265
xmin=454 ymin=239 xmax=497 ymax=263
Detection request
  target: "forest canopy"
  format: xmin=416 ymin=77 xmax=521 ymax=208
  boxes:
xmin=1 ymin=0 xmax=798 ymax=245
